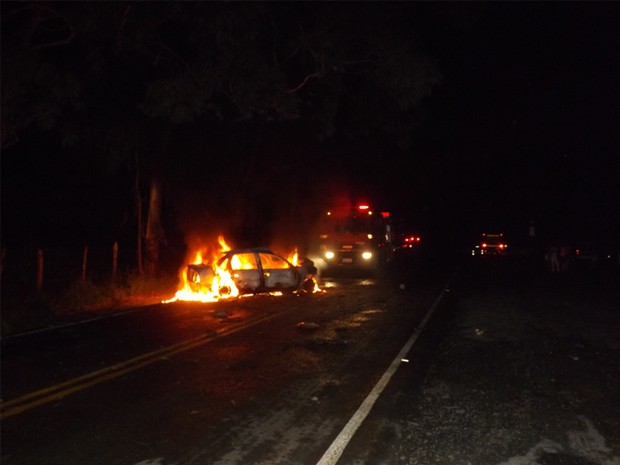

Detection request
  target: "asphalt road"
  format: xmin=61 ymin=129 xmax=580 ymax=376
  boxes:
xmin=338 ymin=255 xmax=620 ymax=465
xmin=0 ymin=252 xmax=451 ymax=465
xmin=2 ymin=253 xmax=618 ymax=465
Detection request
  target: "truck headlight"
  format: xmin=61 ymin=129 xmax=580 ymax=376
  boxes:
xmin=362 ymin=251 xmax=373 ymax=260
xmin=325 ymin=251 xmax=335 ymax=259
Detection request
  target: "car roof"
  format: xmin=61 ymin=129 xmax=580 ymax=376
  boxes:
xmin=187 ymin=263 xmax=211 ymax=270
xmin=216 ymin=247 xmax=297 ymax=267
xmin=222 ymin=247 xmax=275 ymax=255
xmin=189 ymin=248 xmax=280 ymax=267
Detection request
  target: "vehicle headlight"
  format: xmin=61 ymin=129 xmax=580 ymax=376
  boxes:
xmin=362 ymin=251 xmax=373 ymax=260
xmin=325 ymin=251 xmax=335 ymax=259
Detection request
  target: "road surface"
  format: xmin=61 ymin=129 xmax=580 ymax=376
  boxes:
xmin=2 ymin=254 xmax=619 ymax=465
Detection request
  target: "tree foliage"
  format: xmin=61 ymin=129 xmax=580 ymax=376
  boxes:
xmin=3 ymin=2 xmax=441 ymax=152
xmin=1 ymin=4 xmax=83 ymax=148
xmin=1 ymin=2 xmax=441 ymax=270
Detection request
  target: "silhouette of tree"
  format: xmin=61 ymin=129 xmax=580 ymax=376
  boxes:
xmin=1 ymin=2 xmax=440 ymax=274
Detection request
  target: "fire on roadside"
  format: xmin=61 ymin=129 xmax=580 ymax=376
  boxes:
xmin=163 ymin=235 xmax=238 ymax=303
xmin=163 ymin=238 xmax=318 ymax=303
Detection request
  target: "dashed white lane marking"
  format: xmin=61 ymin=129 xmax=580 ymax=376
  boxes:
xmin=316 ymin=269 xmax=459 ymax=465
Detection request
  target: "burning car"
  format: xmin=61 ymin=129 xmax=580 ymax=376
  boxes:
xmin=186 ymin=247 xmax=318 ymax=297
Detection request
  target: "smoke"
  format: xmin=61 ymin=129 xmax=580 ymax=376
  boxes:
xmin=265 ymin=177 xmax=356 ymax=257
xmin=171 ymin=172 xmax=358 ymax=262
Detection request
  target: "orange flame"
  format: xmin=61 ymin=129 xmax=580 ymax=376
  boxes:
xmin=163 ymin=239 xmax=321 ymax=303
xmin=287 ymin=248 xmax=299 ymax=266
xmin=163 ymin=235 xmax=239 ymax=303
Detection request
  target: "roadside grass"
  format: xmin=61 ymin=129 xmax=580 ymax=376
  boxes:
xmin=1 ymin=273 xmax=178 ymax=337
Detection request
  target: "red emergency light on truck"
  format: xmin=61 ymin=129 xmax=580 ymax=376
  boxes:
xmin=314 ymin=202 xmax=395 ymax=271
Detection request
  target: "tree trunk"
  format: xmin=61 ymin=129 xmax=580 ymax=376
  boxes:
xmin=145 ymin=176 xmax=164 ymax=276
xmin=112 ymin=241 xmax=118 ymax=282
xmin=143 ymin=124 xmax=170 ymax=277
xmin=82 ymin=245 xmax=88 ymax=284
xmin=135 ymin=151 xmax=144 ymax=275
xmin=36 ymin=248 xmax=44 ymax=293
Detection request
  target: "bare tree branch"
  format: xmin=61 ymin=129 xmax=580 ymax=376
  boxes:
xmin=29 ymin=4 xmax=76 ymax=50
xmin=1 ymin=128 xmax=20 ymax=151
xmin=281 ymin=71 xmax=324 ymax=94
xmin=117 ymin=5 xmax=133 ymax=46
xmin=270 ymin=12 xmax=279 ymax=66
xmin=31 ymin=31 xmax=76 ymax=50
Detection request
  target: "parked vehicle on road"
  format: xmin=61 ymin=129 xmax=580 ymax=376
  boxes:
xmin=571 ymin=241 xmax=620 ymax=270
xmin=311 ymin=202 xmax=395 ymax=272
xmin=395 ymin=232 xmax=422 ymax=254
xmin=472 ymin=233 xmax=508 ymax=256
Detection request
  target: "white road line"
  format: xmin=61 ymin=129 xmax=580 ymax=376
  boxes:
xmin=316 ymin=269 xmax=459 ymax=465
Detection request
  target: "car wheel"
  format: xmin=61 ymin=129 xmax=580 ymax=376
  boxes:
xmin=302 ymin=277 xmax=316 ymax=293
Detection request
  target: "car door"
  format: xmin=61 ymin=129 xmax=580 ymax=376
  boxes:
xmin=227 ymin=252 xmax=261 ymax=292
xmin=258 ymin=252 xmax=299 ymax=291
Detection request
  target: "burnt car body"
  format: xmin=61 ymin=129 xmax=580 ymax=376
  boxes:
xmin=187 ymin=248 xmax=318 ymax=295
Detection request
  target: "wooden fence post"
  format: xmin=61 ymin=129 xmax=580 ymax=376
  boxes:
xmin=36 ymin=248 xmax=44 ymax=293
xmin=82 ymin=245 xmax=88 ymax=284
xmin=1 ymin=246 xmax=6 ymax=277
xmin=112 ymin=241 xmax=118 ymax=281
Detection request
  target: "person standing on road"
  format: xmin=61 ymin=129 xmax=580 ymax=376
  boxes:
xmin=559 ymin=243 xmax=571 ymax=272
xmin=548 ymin=244 xmax=560 ymax=272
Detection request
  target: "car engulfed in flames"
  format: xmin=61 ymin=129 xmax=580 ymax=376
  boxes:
xmin=164 ymin=237 xmax=320 ymax=303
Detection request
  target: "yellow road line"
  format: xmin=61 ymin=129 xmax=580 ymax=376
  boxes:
xmin=0 ymin=311 xmax=281 ymax=419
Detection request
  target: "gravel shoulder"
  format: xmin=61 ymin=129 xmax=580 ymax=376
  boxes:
xmin=350 ymin=257 xmax=620 ymax=465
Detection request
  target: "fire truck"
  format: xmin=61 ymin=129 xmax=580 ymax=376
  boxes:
xmin=312 ymin=202 xmax=395 ymax=272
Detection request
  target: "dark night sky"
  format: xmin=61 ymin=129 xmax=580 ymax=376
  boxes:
xmin=2 ymin=2 xmax=619 ymax=260
xmin=407 ymin=3 xmax=620 ymax=247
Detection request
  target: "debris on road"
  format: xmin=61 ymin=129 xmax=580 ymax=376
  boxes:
xmin=296 ymin=321 xmax=320 ymax=331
